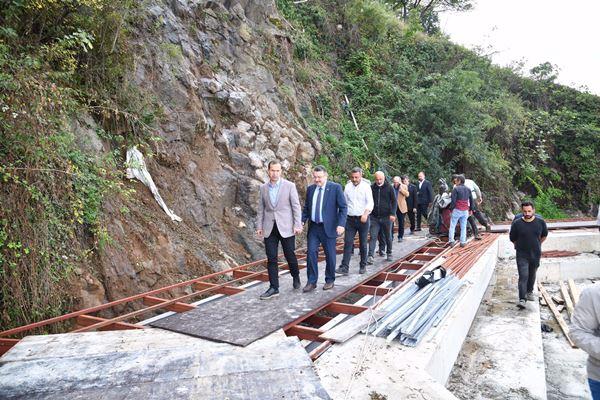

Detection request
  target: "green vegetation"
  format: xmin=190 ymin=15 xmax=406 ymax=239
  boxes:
xmin=276 ymin=0 xmax=600 ymax=216
xmin=0 ymin=0 xmax=156 ymax=330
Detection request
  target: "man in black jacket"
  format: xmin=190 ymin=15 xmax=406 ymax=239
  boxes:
xmin=416 ymin=171 xmax=433 ymax=231
xmin=405 ymin=176 xmax=418 ymax=234
xmin=367 ymin=171 xmax=396 ymax=264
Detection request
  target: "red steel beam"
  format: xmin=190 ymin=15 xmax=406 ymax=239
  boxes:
xmin=353 ymin=285 xmax=393 ymax=296
xmin=193 ymin=282 xmax=245 ymax=296
xmin=76 ymin=315 xmax=143 ymax=331
xmin=285 ymin=325 xmax=325 ymax=342
xmin=142 ymin=296 xmax=196 ymax=313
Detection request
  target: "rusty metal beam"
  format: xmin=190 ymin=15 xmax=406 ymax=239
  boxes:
xmin=232 ymin=270 xmax=270 ymax=282
xmin=193 ymin=282 xmax=245 ymax=296
xmin=142 ymin=296 xmax=196 ymax=313
xmin=325 ymin=302 xmax=368 ymax=315
xmin=285 ymin=325 xmax=324 ymax=342
xmin=75 ymin=315 xmax=143 ymax=331
xmin=353 ymin=285 xmax=392 ymax=296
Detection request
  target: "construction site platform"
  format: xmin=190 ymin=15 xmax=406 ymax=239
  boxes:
xmin=151 ymin=237 xmax=428 ymax=346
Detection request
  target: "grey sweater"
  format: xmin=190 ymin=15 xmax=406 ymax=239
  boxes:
xmin=570 ymin=284 xmax=600 ymax=381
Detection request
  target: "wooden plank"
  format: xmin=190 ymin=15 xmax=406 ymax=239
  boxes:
xmin=76 ymin=315 xmax=143 ymax=331
xmin=538 ymin=283 xmax=576 ymax=348
xmin=568 ymin=278 xmax=580 ymax=305
xmin=559 ymin=281 xmax=575 ymax=320
xmin=325 ymin=302 xmax=368 ymax=315
xmin=142 ymin=296 xmax=196 ymax=313
xmin=552 ymin=295 xmax=565 ymax=305
xmin=319 ymin=308 xmax=387 ymax=343
xmin=193 ymin=282 xmax=245 ymax=296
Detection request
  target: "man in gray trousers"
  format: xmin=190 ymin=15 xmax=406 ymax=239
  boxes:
xmin=571 ymin=283 xmax=600 ymax=399
xmin=255 ymin=160 xmax=303 ymax=299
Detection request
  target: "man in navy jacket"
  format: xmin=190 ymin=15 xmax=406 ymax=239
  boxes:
xmin=302 ymin=165 xmax=348 ymax=292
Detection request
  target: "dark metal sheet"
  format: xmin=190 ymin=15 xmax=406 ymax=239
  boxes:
xmin=151 ymin=238 xmax=428 ymax=346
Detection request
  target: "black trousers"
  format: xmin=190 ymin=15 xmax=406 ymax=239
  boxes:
xmin=468 ymin=215 xmax=479 ymax=237
xmin=416 ymin=203 xmax=429 ymax=229
xmin=472 ymin=201 xmax=490 ymax=227
xmin=264 ymin=222 xmax=299 ymax=290
xmin=516 ymin=256 xmax=540 ymax=300
xmin=407 ymin=208 xmax=416 ymax=232
xmin=341 ymin=216 xmax=370 ymax=269
xmin=369 ymin=216 xmax=392 ymax=256
xmin=392 ymin=209 xmax=406 ymax=239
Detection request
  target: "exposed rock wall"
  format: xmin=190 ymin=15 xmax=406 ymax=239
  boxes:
xmin=77 ymin=0 xmax=320 ymax=309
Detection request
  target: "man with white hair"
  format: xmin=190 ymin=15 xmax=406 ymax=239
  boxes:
xmin=367 ymin=171 xmax=396 ymax=264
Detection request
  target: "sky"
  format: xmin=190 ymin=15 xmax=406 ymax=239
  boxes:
xmin=438 ymin=0 xmax=600 ymax=95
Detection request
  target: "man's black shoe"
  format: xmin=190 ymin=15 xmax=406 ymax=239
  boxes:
xmin=303 ymin=283 xmax=316 ymax=293
xmin=293 ymin=276 xmax=301 ymax=289
xmin=378 ymin=251 xmax=385 ymax=257
xmin=415 ymin=228 xmax=422 ymax=232
xmin=397 ymin=238 xmax=403 ymax=243
xmin=367 ymin=256 xmax=374 ymax=265
xmin=359 ymin=266 xmax=366 ymax=274
xmin=323 ymin=282 xmax=334 ymax=290
xmin=260 ymin=287 xmax=279 ymax=300
xmin=386 ymin=254 xmax=393 ymax=261
xmin=335 ymin=266 xmax=349 ymax=276
xmin=474 ymin=236 xmax=482 ymax=241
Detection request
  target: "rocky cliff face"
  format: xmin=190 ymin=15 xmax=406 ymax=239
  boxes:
xmin=74 ymin=0 xmax=319 ymax=308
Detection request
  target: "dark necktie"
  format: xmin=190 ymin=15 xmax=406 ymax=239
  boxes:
xmin=315 ymin=187 xmax=323 ymax=223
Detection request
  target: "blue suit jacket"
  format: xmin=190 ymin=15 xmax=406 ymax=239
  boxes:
xmin=302 ymin=181 xmax=348 ymax=238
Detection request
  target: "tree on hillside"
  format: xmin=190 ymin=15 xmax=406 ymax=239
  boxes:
xmin=384 ymin=0 xmax=473 ymax=32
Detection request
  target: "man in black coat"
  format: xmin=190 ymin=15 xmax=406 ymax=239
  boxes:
xmin=405 ymin=176 xmax=418 ymax=234
xmin=367 ymin=171 xmax=396 ymax=264
xmin=415 ymin=171 xmax=433 ymax=231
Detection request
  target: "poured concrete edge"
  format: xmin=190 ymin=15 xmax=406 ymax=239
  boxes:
xmin=497 ymin=230 xmax=600 ymax=259
xmin=314 ymin=238 xmax=501 ymax=400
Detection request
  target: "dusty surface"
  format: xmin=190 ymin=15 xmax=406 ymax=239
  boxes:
xmin=447 ymin=258 xmax=596 ymax=400
xmin=539 ymin=279 xmax=595 ymax=400
xmin=447 ymin=259 xmax=547 ymax=400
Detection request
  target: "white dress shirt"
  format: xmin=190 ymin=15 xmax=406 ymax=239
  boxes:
xmin=344 ymin=180 xmax=374 ymax=217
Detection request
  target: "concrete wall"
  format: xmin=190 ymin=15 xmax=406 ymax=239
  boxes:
xmin=498 ymin=230 xmax=600 ymax=259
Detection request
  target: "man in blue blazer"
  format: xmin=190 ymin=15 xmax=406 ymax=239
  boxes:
xmin=302 ymin=165 xmax=348 ymax=292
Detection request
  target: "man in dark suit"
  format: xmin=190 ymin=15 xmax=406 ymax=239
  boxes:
xmin=255 ymin=160 xmax=303 ymax=300
xmin=416 ymin=171 xmax=433 ymax=231
xmin=405 ymin=176 xmax=418 ymax=234
xmin=302 ymin=165 xmax=348 ymax=292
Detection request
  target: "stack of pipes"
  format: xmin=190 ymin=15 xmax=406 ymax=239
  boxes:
xmin=369 ymin=275 xmax=463 ymax=346
xmin=443 ymin=233 xmax=497 ymax=278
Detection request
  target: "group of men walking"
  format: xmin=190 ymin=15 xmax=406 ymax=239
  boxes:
xmin=255 ymin=161 xmax=437 ymax=299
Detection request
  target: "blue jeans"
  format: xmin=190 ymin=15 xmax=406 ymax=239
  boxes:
xmin=590 ymin=378 xmax=600 ymax=400
xmin=449 ymin=209 xmax=468 ymax=244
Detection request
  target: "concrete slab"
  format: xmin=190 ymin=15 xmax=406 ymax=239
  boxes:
xmin=538 ymin=253 xmax=600 ymax=282
xmin=490 ymin=221 xmax=598 ymax=233
xmin=447 ymin=259 xmax=547 ymax=400
xmin=151 ymin=239 xmax=428 ymax=346
xmin=0 ymin=329 xmax=331 ymax=400
xmin=314 ymin=238 xmax=499 ymax=399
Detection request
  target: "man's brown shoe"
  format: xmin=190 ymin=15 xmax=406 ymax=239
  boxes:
xmin=323 ymin=282 xmax=334 ymax=290
xmin=303 ymin=283 xmax=316 ymax=293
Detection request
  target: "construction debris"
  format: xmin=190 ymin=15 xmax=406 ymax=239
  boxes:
xmin=541 ymin=250 xmax=580 ymax=258
xmin=538 ymin=283 xmax=576 ymax=348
